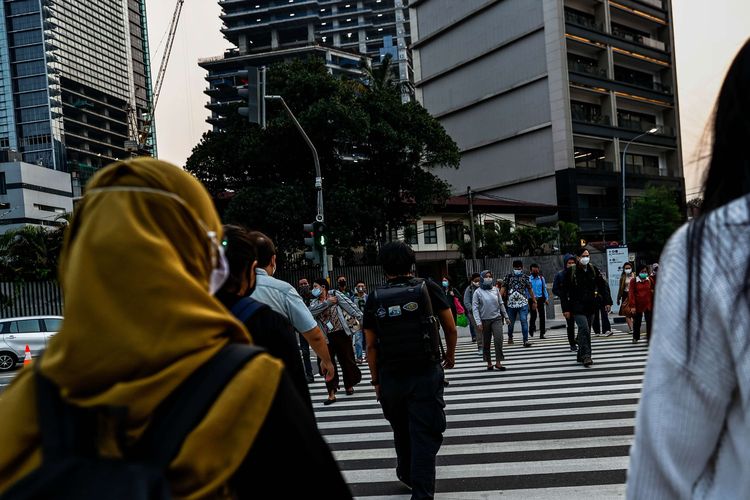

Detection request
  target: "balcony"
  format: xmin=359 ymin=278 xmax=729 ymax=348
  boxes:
xmin=611 ymin=25 xmax=666 ymax=52
xmin=564 ymin=10 xmax=604 ymax=33
xmin=568 ymin=61 xmax=607 ymax=79
xmin=614 ymin=75 xmax=671 ymax=94
xmin=618 ymin=119 xmax=674 ymax=136
xmin=572 ymin=113 xmax=611 ymax=126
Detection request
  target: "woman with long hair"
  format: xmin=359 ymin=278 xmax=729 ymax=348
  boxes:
xmin=627 ymin=40 xmax=750 ymax=498
xmin=616 ymin=261 xmax=635 ymax=333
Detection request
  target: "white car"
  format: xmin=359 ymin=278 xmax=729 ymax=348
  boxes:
xmin=0 ymin=316 xmax=63 ymax=371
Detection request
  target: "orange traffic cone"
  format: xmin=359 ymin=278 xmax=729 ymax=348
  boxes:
xmin=23 ymin=345 xmax=32 ymax=366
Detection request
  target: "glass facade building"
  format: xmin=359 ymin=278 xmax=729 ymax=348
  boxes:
xmin=0 ymin=0 xmax=154 ymax=190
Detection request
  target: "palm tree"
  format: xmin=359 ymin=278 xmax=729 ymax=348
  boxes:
xmin=360 ymin=53 xmax=400 ymax=92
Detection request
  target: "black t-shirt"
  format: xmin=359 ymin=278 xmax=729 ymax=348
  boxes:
xmin=216 ymin=290 xmax=313 ymax=413
xmin=362 ymin=277 xmax=451 ymax=331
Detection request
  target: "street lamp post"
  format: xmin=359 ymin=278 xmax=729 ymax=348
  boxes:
xmin=621 ymin=127 xmax=659 ymax=246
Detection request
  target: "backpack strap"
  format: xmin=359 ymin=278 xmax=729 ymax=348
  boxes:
xmin=230 ymin=296 xmax=266 ymax=324
xmin=133 ymin=343 xmax=266 ymax=468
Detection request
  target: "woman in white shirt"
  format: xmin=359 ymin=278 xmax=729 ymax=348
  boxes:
xmin=627 ymin=39 xmax=750 ymax=499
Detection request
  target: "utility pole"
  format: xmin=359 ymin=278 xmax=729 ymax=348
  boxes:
xmin=265 ymin=91 xmax=328 ymax=280
xmin=467 ymin=186 xmax=477 ymax=261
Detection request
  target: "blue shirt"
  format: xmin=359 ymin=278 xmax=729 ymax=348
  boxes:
xmin=251 ymin=269 xmax=318 ymax=333
xmin=529 ymin=275 xmax=548 ymax=300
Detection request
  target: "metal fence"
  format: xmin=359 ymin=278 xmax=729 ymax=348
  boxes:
xmin=275 ymin=264 xmax=386 ymax=293
xmin=462 ymin=252 xmax=607 ymax=285
xmin=1 ymin=282 xmax=63 ymax=318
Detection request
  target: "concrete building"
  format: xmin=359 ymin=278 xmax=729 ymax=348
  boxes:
xmin=409 ymin=0 xmax=685 ymax=241
xmin=0 ymin=0 xmax=154 ymax=193
xmin=200 ymin=0 xmax=412 ymax=127
xmin=0 ymin=160 xmax=73 ymax=232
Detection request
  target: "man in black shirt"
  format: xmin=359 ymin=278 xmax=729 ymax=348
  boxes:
xmin=363 ymin=242 xmax=457 ymax=499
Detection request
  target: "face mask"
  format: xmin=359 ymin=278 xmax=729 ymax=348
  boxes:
xmin=472 ymin=281 xmax=480 ymax=287
xmin=580 ymin=257 xmax=590 ymax=266
xmin=442 ymin=280 xmax=449 ymax=287
xmin=338 ymin=280 xmax=346 ymax=287
xmin=567 ymin=263 xmax=576 ymax=268
xmin=624 ymin=269 xmax=632 ymax=275
xmin=207 ymin=231 xmax=229 ymax=295
xmin=532 ymin=271 xmax=539 ymax=276
xmin=299 ymin=285 xmax=310 ymax=294
xmin=513 ymin=269 xmax=523 ymax=276
xmin=356 ymin=286 xmax=364 ymax=293
xmin=312 ymin=288 xmax=322 ymax=298
xmin=639 ymin=273 xmax=648 ymax=279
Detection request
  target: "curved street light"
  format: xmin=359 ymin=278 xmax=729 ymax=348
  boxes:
xmin=621 ymin=127 xmax=659 ymax=246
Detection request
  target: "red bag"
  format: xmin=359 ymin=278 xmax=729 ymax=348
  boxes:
xmin=453 ymin=296 xmax=465 ymax=315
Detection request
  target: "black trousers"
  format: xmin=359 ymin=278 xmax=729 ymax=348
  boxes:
xmin=566 ymin=316 xmax=577 ymax=347
xmin=380 ymin=364 xmax=446 ymax=500
xmin=591 ymin=304 xmax=612 ymax=334
xmin=298 ymin=332 xmax=313 ymax=378
xmin=529 ymin=297 xmax=546 ymax=336
xmin=633 ymin=310 xmax=653 ymax=342
xmin=231 ymin=370 xmax=352 ymax=498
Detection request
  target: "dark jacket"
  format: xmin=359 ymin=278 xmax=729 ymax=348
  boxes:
xmin=560 ymin=263 xmax=612 ymax=315
xmin=553 ymin=269 xmax=566 ymax=297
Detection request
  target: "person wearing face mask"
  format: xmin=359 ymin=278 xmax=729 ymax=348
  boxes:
xmin=336 ymin=275 xmax=353 ymax=299
xmin=441 ymin=276 xmax=462 ymax=324
xmin=309 ymin=279 xmax=363 ymax=405
xmin=553 ymin=254 xmax=579 ymax=352
xmin=560 ymin=248 xmax=612 ymax=367
xmin=217 ymin=225 xmax=313 ymax=409
xmin=463 ymin=273 xmax=482 ymax=348
xmin=528 ymin=264 xmax=549 ymax=339
xmin=352 ymin=281 xmax=368 ymax=364
xmin=246 ymin=231 xmax=335 ymax=385
xmin=472 ymin=270 xmax=510 ymax=370
xmin=0 ymin=158 xmax=352 ymax=499
xmin=500 ymin=261 xmax=536 ymax=348
xmin=617 ymin=262 xmax=635 ymax=334
xmin=628 ymin=265 xmax=655 ymax=344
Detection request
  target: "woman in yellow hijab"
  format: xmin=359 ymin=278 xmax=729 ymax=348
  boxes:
xmin=0 ymin=158 xmax=351 ymax=499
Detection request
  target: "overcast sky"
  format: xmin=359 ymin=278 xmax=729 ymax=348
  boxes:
xmin=147 ymin=1 xmax=750 ymax=198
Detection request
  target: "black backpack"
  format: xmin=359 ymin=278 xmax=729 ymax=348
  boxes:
xmin=371 ymin=278 xmax=441 ymax=371
xmin=0 ymin=343 xmax=264 ymax=500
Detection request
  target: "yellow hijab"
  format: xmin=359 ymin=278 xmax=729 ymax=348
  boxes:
xmin=0 ymin=158 xmax=283 ymax=498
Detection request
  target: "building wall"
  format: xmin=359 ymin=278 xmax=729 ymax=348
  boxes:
xmin=0 ymin=162 xmax=73 ymax=232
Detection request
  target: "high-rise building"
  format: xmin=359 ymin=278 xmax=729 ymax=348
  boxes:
xmin=0 ymin=0 xmax=154 ymax=195
xmin=409 ymin=0 xmax=685 ymax=241
xmin=200 ymin=0 xmax=412 ymax=127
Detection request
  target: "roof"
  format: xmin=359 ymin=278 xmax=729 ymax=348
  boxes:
xmin=440 ymin=195 xmax=558 ymax=216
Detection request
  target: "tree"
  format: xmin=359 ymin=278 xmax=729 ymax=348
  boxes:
xmin=510 ymin=226 xmax=557 ymax=256
xmin=628 ymin=185 xmax=683 ymax=261
xmin=557 ymin=221 xmax=581 ymax=254
xmin=0 ymin=225 xmax=63 ymax=281
xmin=186 ymin=59 xmax=460 ymax=259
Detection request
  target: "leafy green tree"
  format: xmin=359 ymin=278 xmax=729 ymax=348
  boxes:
xmin=628 ymin=185 xmax=683 ymax=260
xmin=557 ymin=221 xmax=581 ymax=254
xmin=186 ymin=59 xmax=460 ymax=259
xmin=510 ymin=226 xmax=557 ymax=256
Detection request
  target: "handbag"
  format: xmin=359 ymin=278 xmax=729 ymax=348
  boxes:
xmin=453 ymin=296 xmax=465 ymax=315
xmin=335 ymin=292 xmax=361 ymax=333
xmin=456 ymin=313 xmax=468 ymax=328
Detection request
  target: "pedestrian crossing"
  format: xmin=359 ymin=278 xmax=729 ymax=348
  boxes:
xmin=311 ymin=329 xmax=650 ymax=499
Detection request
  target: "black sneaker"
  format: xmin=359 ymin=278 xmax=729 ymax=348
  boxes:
xmin=523 ymin=342 xmax=532 ymax=348
xmin=540 ymin=334 xmax=546 ymax=339
xmin=306 ymin=375 xmax=315 ymax=384
xmin=397 ymin=471 xmax=412 ymax=490
xmin=570 ymin=345 xmax=578 ymax=352
xmin=583 ymin=357 xmax=593 ymax=367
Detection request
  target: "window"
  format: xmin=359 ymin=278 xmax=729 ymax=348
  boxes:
xmin=423 ymin=221 xmax=437 ymax=244
xmin=34 ymin=204 xmax=66 ymax=214
xmin=625 ymin=154 xmax=660 ymax=176
xmin=387 ymin=226 xmax=400 ymax=242
xmin=0 ymin=172 xmax=6 ymax=195
xmin=444 ymin=222 xmax=464 ymax=245
xmin=43 ymin=319 xmax=62 ymax=331
xmin=617 ymin=110 xmax=657 ymax=133
xmin=571 ymin=101 xmax=607 ymax=125
xmin=405 ymin=223 xmax=418 ymax=245
xmin=574 ymin=148 xmax=608 ymax=170
xmin=9 ymin=320 xmax=41 ymax=333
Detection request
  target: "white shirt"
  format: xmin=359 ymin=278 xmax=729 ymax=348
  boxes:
xmin=627 ymin=194 xmax=750 ymax=499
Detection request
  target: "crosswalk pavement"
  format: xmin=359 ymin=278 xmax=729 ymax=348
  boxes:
xmin=311 ymin=328 xmax=650 ymax=499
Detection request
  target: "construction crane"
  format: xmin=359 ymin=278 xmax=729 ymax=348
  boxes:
xmin=126 ymin=0 xmax=185 ymax=155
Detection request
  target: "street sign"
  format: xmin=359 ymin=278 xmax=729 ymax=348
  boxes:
xmin=606 ymin=246 xmax=630 ymax=306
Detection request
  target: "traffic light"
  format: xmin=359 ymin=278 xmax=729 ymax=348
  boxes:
xmin=313 ymin=221 xmax=327 ymax=248
xmin=303 ymin=222 xmax=319 ymax=265
xmin=237 ymin=67 xmax=263 ymax=125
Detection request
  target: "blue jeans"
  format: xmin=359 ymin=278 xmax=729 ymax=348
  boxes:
xmin=507 ymin=305 xmax=529 ymax=343
xmin=353 ymin=331 xmax=364 ymax=359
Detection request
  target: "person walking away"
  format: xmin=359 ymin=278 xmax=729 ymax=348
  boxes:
xmin=217 ymin=225 xmax=313 ymax=409
xmin=592 ymin=267 xmax=614 ymax=337
xmin=310 ymin=279 xmax=363 ymax=405
xmin=628 ymin=40 xmax=750 ymax=498
xmin=247 ymin=232 xmax=335 ymax=384
xmin=0 ymin=158 xmax=351 ymax=499
xmin=363 ymin=241 xmax=457 ymax=499
xmin=472 ymin=270 xmax=510 ymax=370
xmin=616 ymin=262 xmax=635 ymax=334
xmin=528 ymin=264 xmax=549 ymax=339
xmin=560 ymin=248 xmax=611 ymax=367
xmin=297 ymin=278 xmax=315 ymax=382
xmin=464 ymin=273 xmax=481 ymax=350
xmin=553 ymin=254 xmax=578 ymax=352
xmin=628 ymin=265 xmax=654 ymax=344
xmin=352 ymin=280 xmax=368 ymax=364
xmin=501 ymin=260 xmax=536 ymax=347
